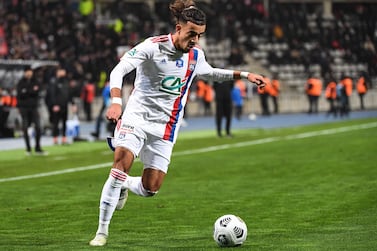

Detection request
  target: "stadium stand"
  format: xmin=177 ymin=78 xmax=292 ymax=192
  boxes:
xmin=245 ymin=1 xmax=376 ymax=91
xmin=0 ymin=0 xmax=376 ymax=128
xmin=1 ymin=0 xmax=375 ymax=87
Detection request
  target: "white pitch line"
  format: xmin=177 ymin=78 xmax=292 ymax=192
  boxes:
xmin=1 ymin=122 xmax=376 ymax=183
xmin=0 ymin=162 xmax=112 ymax=183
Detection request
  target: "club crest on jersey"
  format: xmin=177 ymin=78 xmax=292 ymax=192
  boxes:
xmin=189 ymin=60 xmax=197 ymax=71
xmin=160 ymin=76 xmax=185 ymax=95
xmin=176 ymin=59 xmax=184 ymax=68
xmin=118 ymin=132 xmax=126 ymax=139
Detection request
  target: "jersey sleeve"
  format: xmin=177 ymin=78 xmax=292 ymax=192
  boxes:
xmin=110 ymin=39 xmax=155 ymax=90
xmin=195 ymin=49 xmax=234 ymax=82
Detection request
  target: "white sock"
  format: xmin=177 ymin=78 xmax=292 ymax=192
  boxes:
xmin=97 ymin=168 xmax=127 ymax=236
xmin=122 ymin=175 xmax=152 ymax=197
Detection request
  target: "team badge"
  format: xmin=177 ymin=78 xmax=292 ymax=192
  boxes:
xmin=176 ymin=59 xmax=184 ymax=68
xmin=189 ymin=60 xmax=197 ymax=71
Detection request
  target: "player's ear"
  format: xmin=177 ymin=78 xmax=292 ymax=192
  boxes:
xmin=176 ymin=23 xmax=182 ymax=33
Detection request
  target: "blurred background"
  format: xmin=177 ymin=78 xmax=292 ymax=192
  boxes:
xmin=0 ymin=0 xmax=376 ymax=140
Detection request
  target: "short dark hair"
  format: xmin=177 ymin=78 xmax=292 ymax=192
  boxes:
xmin=169 ymin=0 xmax=206 ymax=25
xmin=180 ymin=6 xmax=206 ymax=25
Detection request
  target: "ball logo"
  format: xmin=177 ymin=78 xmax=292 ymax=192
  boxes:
xmin=217 ymin=234 xmax=229 ymax=246
xmin=160 ymin=76 xmax=186 ymax=95
xmin=233 ymin=226 xmax=244 ymax=238
xmin=219 ymin=217 xmax=232 ymax=227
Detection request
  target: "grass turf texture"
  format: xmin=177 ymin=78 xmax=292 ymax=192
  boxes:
xmin=0 ymin=118 xmax=376 ymax=251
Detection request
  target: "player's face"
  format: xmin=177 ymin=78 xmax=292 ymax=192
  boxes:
xmin=174 ymin=21 xmax=206 ymax=53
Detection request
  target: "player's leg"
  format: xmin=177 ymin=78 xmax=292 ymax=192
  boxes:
xmin=90 ymin=124 xmax=144 ymax=246
xmin=124 ymin=168 xmax=166 ymax=197
xmin=89 ymin=147 xmax=134 ymax=246
xmin=122 ymin=134 xmax=171 ymax=197
xmin=113 ymin=148 xmax=134 ymax=209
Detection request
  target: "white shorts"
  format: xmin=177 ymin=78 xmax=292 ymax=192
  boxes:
xmin=114 ymin=122 xmax=173 ymax=173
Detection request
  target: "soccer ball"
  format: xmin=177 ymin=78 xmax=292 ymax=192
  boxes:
xmin=213 ymin=214 xmax=248 ymax=247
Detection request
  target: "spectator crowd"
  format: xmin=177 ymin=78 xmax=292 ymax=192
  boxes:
xmin=0 ymin=0 xmax=376 ymax=140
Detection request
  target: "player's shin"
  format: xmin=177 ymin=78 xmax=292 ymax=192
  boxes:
xmin=123 ymin=175 xmax=158 ymax=197
xmin=97 ymin=168 xmax=127 ymax=235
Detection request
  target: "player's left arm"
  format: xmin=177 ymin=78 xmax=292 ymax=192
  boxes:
xmin=195 ymin=52 xmax=265 ymax=89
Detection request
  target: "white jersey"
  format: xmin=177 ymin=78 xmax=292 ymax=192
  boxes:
xmin=110 ymin=34 xmax=235 ymax=143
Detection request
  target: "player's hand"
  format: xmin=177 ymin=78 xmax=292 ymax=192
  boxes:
xmin=106 ymin=103 xmax=122 ymax=123
xmin=248 ymin=73 xmax=266 ymax=89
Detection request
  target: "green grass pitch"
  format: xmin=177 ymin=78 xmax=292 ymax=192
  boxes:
xmin=0 ymin=118 xmax=376 ymax=251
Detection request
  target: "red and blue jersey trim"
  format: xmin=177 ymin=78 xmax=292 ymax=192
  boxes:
xmin=163 ymin=49 xmax=198 ymax=142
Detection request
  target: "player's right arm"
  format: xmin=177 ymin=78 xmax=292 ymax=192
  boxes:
xmin=106 ymin=88 xmax=123 ymax=122
xmin=106 ymin=39 xmax=154 ymax=122
xmin=106 ymin=59 xmax=130 ymax=122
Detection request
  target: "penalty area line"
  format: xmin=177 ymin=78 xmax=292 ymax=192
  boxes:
xmin=0 ymin=121 xmax=376 ymax=183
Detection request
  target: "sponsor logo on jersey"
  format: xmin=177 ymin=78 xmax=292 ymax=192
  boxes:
xmin=160 ymin=76 xmax=185 ymax=95
xmin=119 ymin=124 xmax=135 ymax=134
xmin=127 ymin=48 xmax=137 ymax=56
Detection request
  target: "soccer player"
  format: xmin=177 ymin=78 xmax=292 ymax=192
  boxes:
xmin=89 ymin=0 xmax=265 ymax=246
